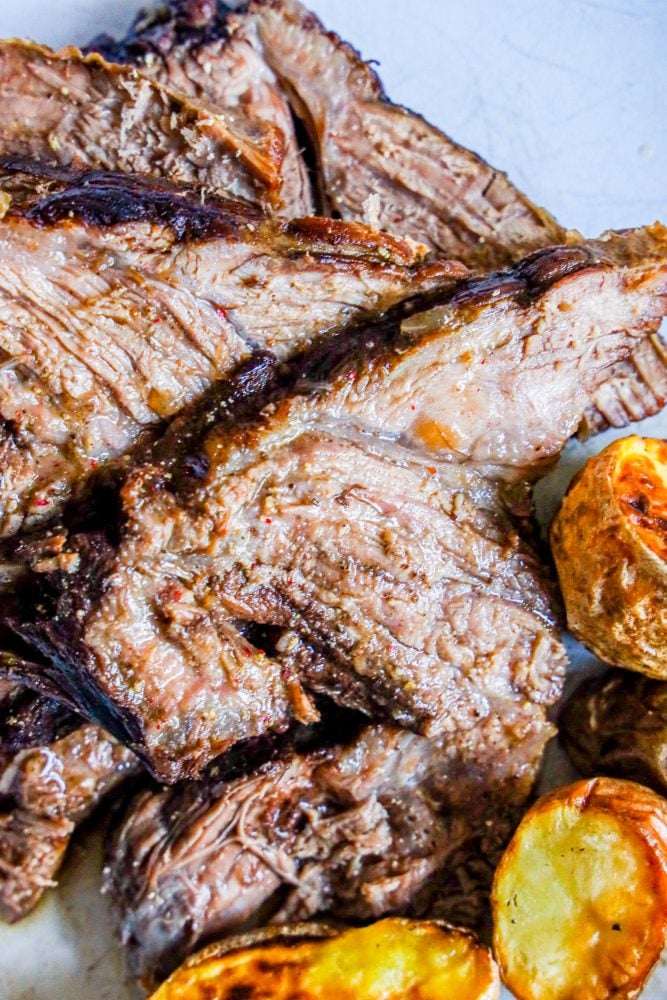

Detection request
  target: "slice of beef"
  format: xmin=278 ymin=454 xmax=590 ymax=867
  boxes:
xmin=240 ymin=0 xmax=667 ymax=433
xmin=8 ymin=225 xmax=667 ymax=782
xmin=107 ymin=717 xmax=550 ymax=988
xmin=0 ymin=39 xmax=285 ymax=209
xmin=0 ymin=165 xmax=453 ymax=537
xmin=87 ymin=0 xmax=314 ymax=216
xmin=0 ymin=723 xmax=138 ymax=922
xmin=240 ymin=0 xmax=565 ymax=268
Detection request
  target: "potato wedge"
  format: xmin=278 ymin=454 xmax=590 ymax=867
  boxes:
xmin=492 ymin=777 xmax=667 ymax=1000
xmin=148 ymin=918 xmax=499 ymax=1000
xmin=560 ymin=670 xmax=667 ymax=795
xmin=550 ymin=435 xmax=667 ymax=678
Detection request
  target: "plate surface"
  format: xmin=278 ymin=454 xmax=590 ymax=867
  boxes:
xmin=0 ymin=1 xmax=665 ymax=997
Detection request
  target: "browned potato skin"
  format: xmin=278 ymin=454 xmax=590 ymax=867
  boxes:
xmin=550 ymin=436 xmax=667 ymax=678
xmin=492 ymin=777 xmax=667 ymax=1000
xmin=561 ymin=670 xmax=667 ymax=795
xmin=149 ymin=919 xmax=500 ymax=1000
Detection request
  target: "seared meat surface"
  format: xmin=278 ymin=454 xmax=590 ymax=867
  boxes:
xmin=0 ymin=166 xmax=451 ymax=536
xmin=0 ymin=723 xmax=138 ymax=921
xmin=8 ymin=226 xmax=666 ymax=782
xmin=88 ymin=0 xmax=314 ymax=216
xmin=108 ymin=717 xmax=550 ymax=987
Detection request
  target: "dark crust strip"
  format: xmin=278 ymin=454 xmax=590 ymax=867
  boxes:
xmin=0 ymin=684 xmax=79 ymax=755
xmin=85 ymin=1 xmax=235 ymax=64
xmin=0 ymin=158 xmax=264 ymax=241
xmin=4 ymin=532 xmax=145 ymax=752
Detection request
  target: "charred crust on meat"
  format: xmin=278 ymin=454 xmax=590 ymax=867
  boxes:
xmin=1 ymin=159 xmax=264 ymax=241
xmin=0 ymin=684 xmax=79 ymax=754
xmin=148 ymin=352 xmax=279 ymax=484
xmin=86 ymin=1 xmax=235 ymax=65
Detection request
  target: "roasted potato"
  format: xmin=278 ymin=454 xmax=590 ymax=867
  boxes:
xmin=560 ymin=670 xmax=667 ymax=794
xmin=550 ymin=435 xmax=667 ymax=678
xmin=148 ymin=918 xmax=499 ymax=1000
xmin=492 ymin=777 xmax=667 ymax=1000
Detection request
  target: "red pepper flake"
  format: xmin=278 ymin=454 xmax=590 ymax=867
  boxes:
xmin=287 ymin=579 xmax=293 ymax=586
xmin=426 ymin=466 xmax=436 ymax=475
xmin=346 ymin=370 xmax=357 ymax=381
xmin=265 ymin=517 xmax=272 ymax=524
xmin=89 ymin=459 xmax=98 ymax=469
xmin=410 ymin=404 xmax=416 ymax=411
xmin=215 ymin=305 xmax=228 ymax=320
xmin=34 ymin=498 xmax=49 ymax=507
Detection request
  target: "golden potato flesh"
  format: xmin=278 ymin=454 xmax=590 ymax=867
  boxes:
xmin=550 ymin=435 xmax=667 ymax=678
xmin=492 ymin=777 xmax=667 ymax=1000
xmin=149 ymin=919 xmax=499 ymax=1000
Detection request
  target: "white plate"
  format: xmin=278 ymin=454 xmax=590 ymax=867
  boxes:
xmin=0 ymin=1 xmax=665 ymax=997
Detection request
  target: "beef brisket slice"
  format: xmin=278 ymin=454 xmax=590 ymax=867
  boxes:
xmin=0 ymin=723 xmax=137 ymax=921
xmin=107 ymin=718 xmax=550 ymax=987
xmin=10 ymin=226 xmax=667 ymax=782
xmin=0 ymin=166 xmax=454 ymax=536
xmin=87 ymin=0 xmax=314 ymax=216
xmin=241 ymin=0 xmax=565 ymax=268
xmin=0 ymin=39 xmax=285 ymax=208
xmin=242 ymin=0 xmax=667 ymax=433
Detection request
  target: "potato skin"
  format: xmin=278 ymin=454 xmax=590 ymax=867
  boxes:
xmin=560 ymin=670 xmax=667 ymax=795
xmin=550 ymin=436 xmax=667 ymax=678
xmin=492 ymin=777 xmax=667 ymax=1000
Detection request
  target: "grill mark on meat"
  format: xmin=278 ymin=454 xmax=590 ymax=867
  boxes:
xmin=0 ymin=722 xmax=138 ymax=922
xmin=86 ymin=1 xmax=314 ymax=216
xmin=6 ymin=226 xmax=666 ymax=783
xmin=0 ymin=39 xmax=285 ymax=209
xmin=0 ymin=165 xmax=455 ymax=537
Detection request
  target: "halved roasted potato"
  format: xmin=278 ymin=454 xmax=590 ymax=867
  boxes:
xmin=550 ymin=435 xmax=667 ymax=678
xmin=148 ymin=918 xmax=499 ymax=1000
xmin=492 ymin=777 xmax=667 ymax=1000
